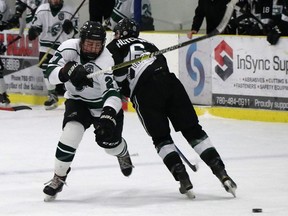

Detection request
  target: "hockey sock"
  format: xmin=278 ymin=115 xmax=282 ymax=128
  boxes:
xmin=54 ymin=121 xmax=84 ymax=176
xmin=156 ymin=140 xmax=184 ymax=181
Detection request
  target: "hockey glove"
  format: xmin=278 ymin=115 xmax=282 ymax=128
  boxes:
xmin=5 ymin=13 xmax=21 ymax=29
xmin=59 ymin=61 xmax=93 ymax=88
xmin=28 ymin=26 xmax=42 ymax=40
xmin=62 ymin=19 xmax=74 ymax=34
xmin=267 ymin=27 xmax=280 ymax=45
xmin=0 ymin=22 xmax=8 ymax=31
xmin=0 ymin=21 xmax=16 ymax=31
xmin=0 ymin=43 xmax=7 ymax=54
xmin=95 ymin=106 xmax=117 ymax=143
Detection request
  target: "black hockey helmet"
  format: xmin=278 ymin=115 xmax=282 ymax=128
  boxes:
xmin=113 ymin=18 xmax=140 ymax=39
xmin=80 ymin=21 xmax=106 ymax=42
xmin=79 ymin=21 xmax=106 ymax=60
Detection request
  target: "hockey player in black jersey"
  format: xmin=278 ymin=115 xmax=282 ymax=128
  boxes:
xmin=107 ymin=18 xmax=237 ymax=197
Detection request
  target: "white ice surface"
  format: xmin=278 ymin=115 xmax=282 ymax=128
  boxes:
xmin=0 ymin=106 xmax=288 ymax=216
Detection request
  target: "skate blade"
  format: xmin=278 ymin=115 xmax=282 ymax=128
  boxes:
xmin=223 ymin=180 xmax=236 ymax=197
xmin=44 ymin=194 xmax=57 ymax=202
xmin=45 ymin=104 xmax=58 ymax=110
xmin=185 ymin=190 xmax=196 ymax=199
xmin=179 ymin=187 xmax=196 ymax=199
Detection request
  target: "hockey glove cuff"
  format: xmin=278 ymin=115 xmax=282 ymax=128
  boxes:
xmin=95 ymin=106 xmax=117 ymax=143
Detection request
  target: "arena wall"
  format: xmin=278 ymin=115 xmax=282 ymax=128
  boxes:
xmin=1 ymin=29 xmax=287 ymax=122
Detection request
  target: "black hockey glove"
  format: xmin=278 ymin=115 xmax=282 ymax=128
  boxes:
xmin=266 ymin=27 xmax=280 ymax=45
xmin=0 ymin=21 xmax=16 ymax=31
xmin=59 ymin=61 xmax=93 ymax=88
xmin=0 ymin=22 xmax=8 ymax=31
xmin=95 ymin=106 xmax=117 ymax=143
xmin=119 ymin=79 xmax=131 ymax=97
xmin=5 ymin=13 xmax=21 ymax=29
xmin=62 ymin=19 xmax=74 ymax=34
xmin=28 ymin=26 xmax=42 ymax=40
xmin=0 ymin=43 xmax=7 ymax=54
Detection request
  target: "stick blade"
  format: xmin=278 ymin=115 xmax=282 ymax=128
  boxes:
xmin=0 ymin=105 xmax=32 ymax=111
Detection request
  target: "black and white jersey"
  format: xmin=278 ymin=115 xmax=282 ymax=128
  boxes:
xmin=251 ymin=0 xmax=288 ymax=35
xmin=253 ymin=0 xmax=284 ymax=23
xmin=31 ymin=2 xmax=79 ymax=54
xmin=107 ymin=37 xmax=168 ymax=97
xmin=47 ymin=38 xmax=122 ymax=117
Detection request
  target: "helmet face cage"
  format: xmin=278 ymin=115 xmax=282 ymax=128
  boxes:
xmin=79 ymin=21 xmax=106 ymax=60
xmin=49 ymin=0 xmax=63 ymax=10
xmin=114 ymin=18 xmax=140 ymax=39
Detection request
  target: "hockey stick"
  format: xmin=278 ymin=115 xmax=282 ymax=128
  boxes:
xmin=87 ymin=0 xmax=237 ymax=78
xmin=2 ymin=14 xmax=26 ymax=47
xmin=0 ymin=105 xmax=32 ymax=111
xmin=38 ymin=0 xmax=86 ymax=67
xmin=7 ymin=35 xmax=22 ymax=46
xmin=175 ymin=145 xmax=198 ymax=172
xmin=234 ymin=6 xmax=267 ymax=32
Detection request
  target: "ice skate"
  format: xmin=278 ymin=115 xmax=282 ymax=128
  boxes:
xmin=215 ymin=169 xmax=237 ymax=197
xmin=174 ymin=163 xmax=195 ymax=199
xmin=44 ymin=92 xmax=58 ymax=110
xmin=210 ymin=158 xmax=237 ymax=197
xmin=0 ymin=92 xmax=10 ymax=106
xmin=117 ymin=150 xmax=134 ymax=177
xmin=43 ymin=168 xmax=71 ymax=202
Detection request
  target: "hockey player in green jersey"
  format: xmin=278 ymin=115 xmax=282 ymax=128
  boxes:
xmin=28 ymin=0 xmax=78 ymax=110
xmin=43 ymin=21 xmax=133 ymax=202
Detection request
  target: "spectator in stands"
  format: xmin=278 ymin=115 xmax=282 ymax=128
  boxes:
xmin=228 ymin=0 xmax=264 ymax=35
xmin=28 ymin=0 xmax=79 ymax=110
xmin=105 ymin=0 xmax=154 ymax=31
xmin=7 ymin=0 xmax=47 ymax=28
xmin=252 ymin=0 xmax=288 ymax=43
xmin=232 ymin=0 xmax=288 ymax=44
xmin=0 ymin=0 xmax=11 ymax=105
xmin=89 ymin=0 xmax=115 ymax=23
xmin=187 ymin=0 xmax=232 ymax=39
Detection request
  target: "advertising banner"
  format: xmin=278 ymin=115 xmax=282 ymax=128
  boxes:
xmin=211 ymin=36 xmax=288 ymax=111
xmin=1 ymin=29 xmax=47 ymax=95
xmin=179 ymin=35 xmax=288 ymax=111
xmin=179 ymin=35 xmax=212 ymax=105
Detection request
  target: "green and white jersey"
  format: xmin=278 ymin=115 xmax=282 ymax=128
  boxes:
xmin=18 ymin=0 xmax=45 ymax=10
xmin=0 ymin=0 xmax=11 ymax=22
xmin=107 ymin=0 xmax=152 ymax=30
xmin=47 ymin=38 xmax=122 ymax=117
xmin=17 ymin=0 xmax=47 ymax=24
xmin=31 ymin=2 xmax=78 ymax=53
